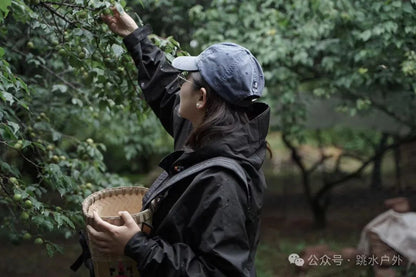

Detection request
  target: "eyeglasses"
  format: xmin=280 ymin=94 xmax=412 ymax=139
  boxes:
xmin=177 ymin=73 xmax=194 ymax=87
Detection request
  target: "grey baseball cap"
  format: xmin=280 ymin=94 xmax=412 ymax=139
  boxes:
xmin=172 ymin=42 xmax=264 ymax=107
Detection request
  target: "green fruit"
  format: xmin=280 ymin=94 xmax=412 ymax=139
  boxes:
xmin=9 ymin=177 xmax=18 ymax=185
xmin=34 ymin=238 xmax=43 ymax=245
xmin=102 ymin=8 xmax=112 ymax=15
xmin=27 ymin=41 xmax=34 ymax=49
xmin=79 ymin=11 xmax=87 ymax=19
xmin=59 ymin=155 xmax=66 ymax=161
xmin=14 ymin=142 xmax=22 ymax=150
xmin=20 ymin=212 xmax=30 ymax=220
xmin=23 ymin=232 xmax=32 ymax=240
xmin=24 ymin=200 xmax=33 ymax=208
xmin=58 ymin=48 xmax=66 ymax=55
xmin=52 ymin=155 xmax=60 ymax=163
xmin=86 ymin=138 xmax=94 ymax=144
xmin=47 ymin=144 xmax=55 ymax=151
xmin=85 ymin=182 xmax=93 ymax=189
xmin=13 ymin=193 xmax=22 ymax=201
xmin=117 ymin=67 xmax=125 ymax=73
xmin=79 ymin=52 xmax=86 ymax=59
xmin=358 ymin=67 xmax=368 ymax=74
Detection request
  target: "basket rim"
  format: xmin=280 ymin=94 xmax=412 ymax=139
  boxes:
xmin=82 ymin=186 xmax=148 ymax=219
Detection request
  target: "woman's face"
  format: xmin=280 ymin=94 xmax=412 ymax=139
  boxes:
xmin=178 ymin=73 xmax=205 ymax=127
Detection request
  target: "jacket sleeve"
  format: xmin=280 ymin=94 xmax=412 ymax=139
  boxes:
xmin=124 ymin=170 xmax=252 ymax=277
xmin=123 ymin=26 xmax=192 ymax=148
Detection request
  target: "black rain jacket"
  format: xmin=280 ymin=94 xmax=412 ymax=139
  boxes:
xmin=122 ymin=26 xmax=271 ymax=277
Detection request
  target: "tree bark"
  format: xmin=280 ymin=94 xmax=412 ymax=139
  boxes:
xmin=370 ymin=133 xmax=389 ymax=190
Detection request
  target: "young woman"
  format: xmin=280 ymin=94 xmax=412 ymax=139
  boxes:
xmin=87 ymin=7 xmax=271 ymax=277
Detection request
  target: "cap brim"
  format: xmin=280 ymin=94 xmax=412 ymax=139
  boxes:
xmin=172 ymin=56 xmax=199 ymax=71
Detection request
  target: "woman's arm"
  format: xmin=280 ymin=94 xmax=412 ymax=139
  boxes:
xmin=102 ymin=8 xmax=186 ymax=139
xmin=88 ymin=171 xmax=253 ymax=277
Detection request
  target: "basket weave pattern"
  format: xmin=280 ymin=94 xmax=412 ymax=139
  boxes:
xmin=82 ymin=186 xmax=150 ymax=276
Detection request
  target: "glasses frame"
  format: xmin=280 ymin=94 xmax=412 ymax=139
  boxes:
xmin=177 ymin=73 xmax=194 ymax=87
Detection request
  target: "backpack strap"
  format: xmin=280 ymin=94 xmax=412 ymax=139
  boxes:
xmin=142 ymin=157 xmax=249 ymax=209
xmin=70 ymin=230 xmax=95 ymax=277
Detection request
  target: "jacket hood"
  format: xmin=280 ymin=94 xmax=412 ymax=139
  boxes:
xmin=173 ymin=102 xmax=270 ymax=171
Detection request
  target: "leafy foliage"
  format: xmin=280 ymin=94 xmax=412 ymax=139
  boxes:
xmin=189 ymin=0 xmax=416 ymax=227
xmin=0 ymin=0 xmax=182 ymax=255
xmin=190 ymin=0 xmax=416 ymax=139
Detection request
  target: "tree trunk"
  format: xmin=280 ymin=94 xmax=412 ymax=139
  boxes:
xmin=393 ymin=137 xmax=402 ymax=193
xmin=370 ymin=133 xmax=389 ymax=190
xmin=282 ymin=133 xmax=329 ymax=228
xmin=311 ymin=199 xmax=327 ymax=229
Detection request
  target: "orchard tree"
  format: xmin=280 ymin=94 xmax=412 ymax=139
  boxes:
xmin=0 ymin=0 xmax=184 ymax=254
xmin=190 ymin=0 xmax=416 ymax=227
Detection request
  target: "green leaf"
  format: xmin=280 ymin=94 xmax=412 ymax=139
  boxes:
xmin=111 ymin=44 xmax=125 ymax=58
xmin=51 ymin=129 xmax=62 ymax=141
xmin=52 ymin=84 xmax=68 ymax=93
xmin=0 ymin=160 xmax=19 ymax=175
xmin=360 ymin=30 xmax=372 ymax=41
xmin=0 ymin=47 xmax=4 ymax=58
xmin=53 ymin=212 xmax=64 ymax=228
xmin=46 ymin=244 xmax=54 ymax=257
xmin=7 ymin=120 xmax=19 ymax=134
xmin=0 ymin=0 xmax=11 ymax=19
xmin=0 ymin=91 xmax=14 ymax=104
xmin=61 ymin=214 xmax=75 ymax=229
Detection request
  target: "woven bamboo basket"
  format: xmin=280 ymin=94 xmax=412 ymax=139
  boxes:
xmin=82 ymin=186 xmax=151 ymax=277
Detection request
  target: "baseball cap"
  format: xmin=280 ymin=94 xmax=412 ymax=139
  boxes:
xmin=172 ymin=42 xmax=264 ymax=107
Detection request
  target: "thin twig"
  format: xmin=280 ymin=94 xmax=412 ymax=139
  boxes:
xmin=42 ymin=1 xmax=95 ymax=11
xmin=41 ymin=2 xmax=75 ymax=26
xmin=5 ymin=45 xmax=80 ymax=92
xmin=0 ymin=141 xmax=41 ymax=170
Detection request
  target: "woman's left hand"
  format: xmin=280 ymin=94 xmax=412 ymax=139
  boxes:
xmin=87 ymin=211 xmax=141 ymax=256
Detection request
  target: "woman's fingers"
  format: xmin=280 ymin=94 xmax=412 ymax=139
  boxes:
xmin=93 ymin=211 xmax=116 ymax=232
xmin=101 ymin=15 xmax=117 ymax=27
xmin=100 ymin=6 xmax=138 ymax=37
xmin=119 ymin=211 xmax=135 ymax=226
xmin=110 ymin=6 xmax=121 ymax=17
xmin=86 ymin=211 xmax=140 ymax=256
xmin=87 ymin=225 xmax=109 ymax=242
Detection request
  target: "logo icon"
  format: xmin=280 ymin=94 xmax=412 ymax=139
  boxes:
xmin=288 ymin=253 xmax=305 ymax=267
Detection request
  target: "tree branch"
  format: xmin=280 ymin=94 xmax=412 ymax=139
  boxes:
xmin=40 ymin=2 xmax=76 ymax=26
xmin=342 ymin=89 xmax=415 ymax=129
xmin=42 ymin=1 xmax=96 ymax=11
xmin=315 ymin=134 xmax=416 ymax=200
xmin=307 ymin=154 xmax=332 ymax=175
xmin=281 ymin=133 xmax=314 ymax=203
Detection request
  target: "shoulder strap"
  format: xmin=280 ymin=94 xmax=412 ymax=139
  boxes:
xmin=142 ymin=157 xmax=249 ymax=209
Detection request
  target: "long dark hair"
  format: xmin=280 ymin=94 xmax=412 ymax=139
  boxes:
xmin=185 ymin=72 xmax=250 ymax=149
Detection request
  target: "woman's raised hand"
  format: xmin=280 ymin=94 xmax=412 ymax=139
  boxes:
xmin=87 ymin=211 xmax=141 ymax=256
xmin=101 ymin=7 xmax=138 ymax=37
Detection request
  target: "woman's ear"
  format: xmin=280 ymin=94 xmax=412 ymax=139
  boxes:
xmin=196 ymin=87 xmax=207 ymax=110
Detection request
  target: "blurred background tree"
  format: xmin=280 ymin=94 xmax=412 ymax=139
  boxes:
xmin=189 ymin=0 xmax=416 ymax=227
